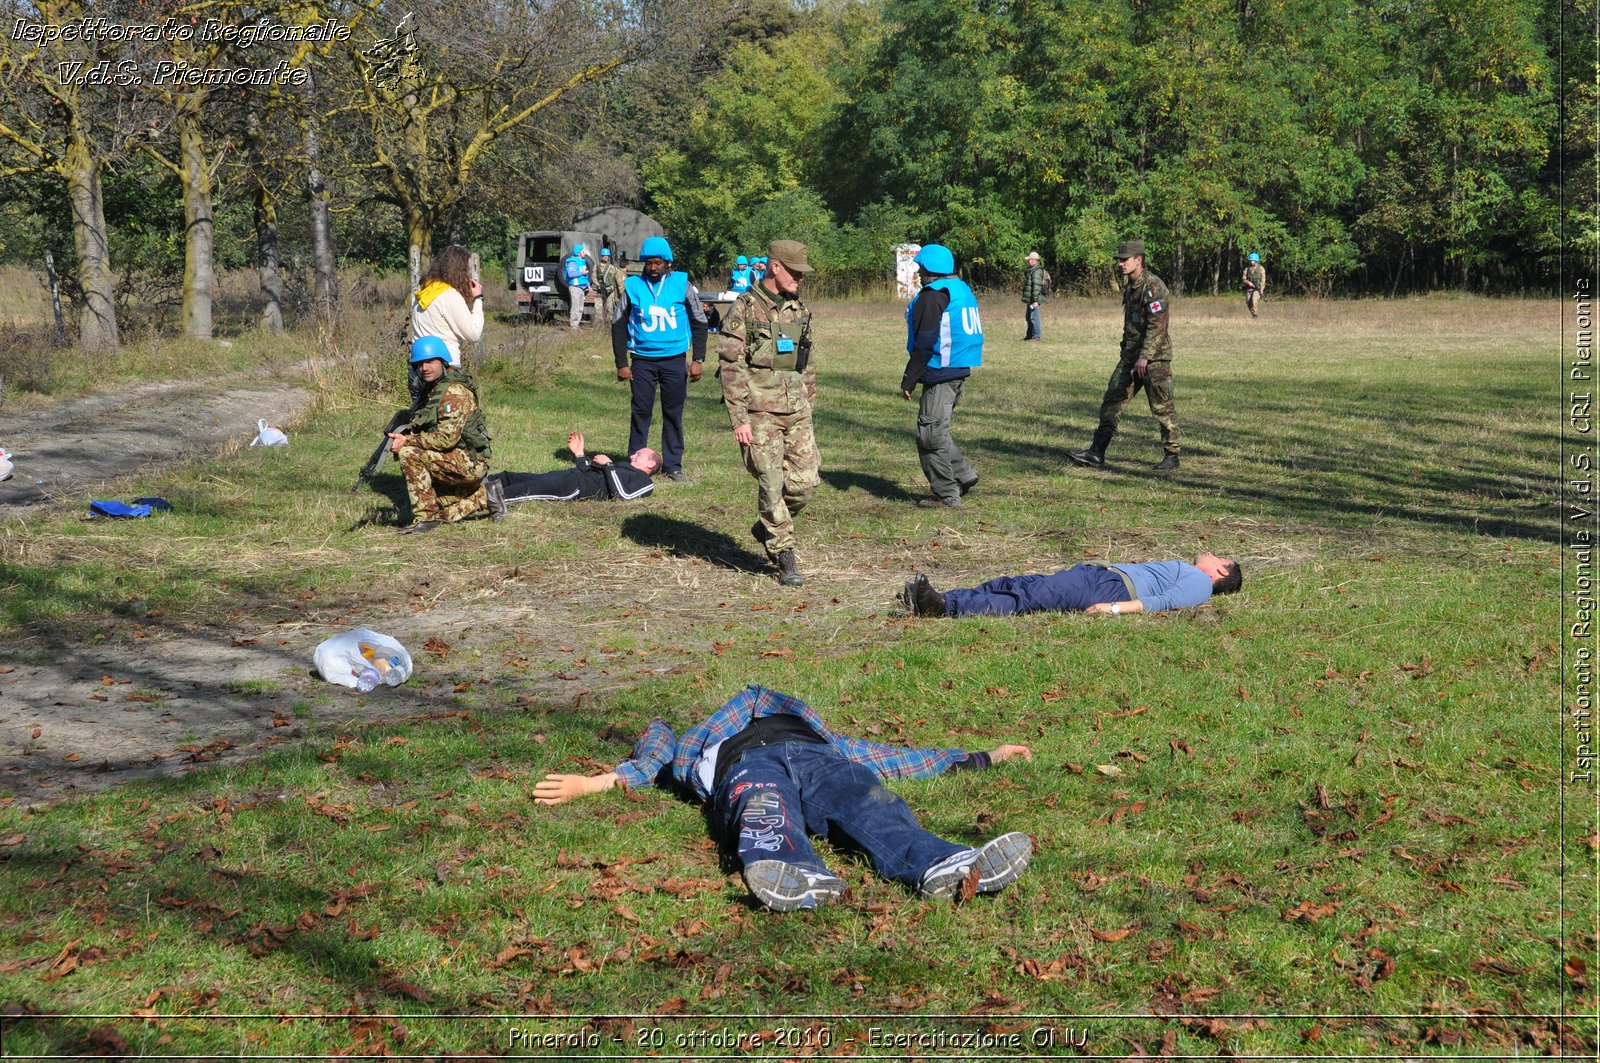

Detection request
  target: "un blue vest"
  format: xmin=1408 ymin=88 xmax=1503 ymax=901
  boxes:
xmin=908 ymin=277 xmax=984 ymax=368
xmin=730 ymin=269 xmax=751 ymax=293
xmin=564 ymin=255 xmax=590 ymax=288
xmin=625 ymin=272 xmax=692 ymax=358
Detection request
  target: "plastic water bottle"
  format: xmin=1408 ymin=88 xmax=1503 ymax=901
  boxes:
xmin=381 ymin=656 xmax=406 ymax=686
xmin=355 ymin=667 xmax=382 ymax=693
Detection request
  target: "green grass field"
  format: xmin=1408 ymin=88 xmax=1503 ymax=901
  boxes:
xmin=0 ymin=294 xmax=1588 ymax=1058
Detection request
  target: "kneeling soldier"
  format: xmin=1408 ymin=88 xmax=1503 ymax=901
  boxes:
xmin=389 ymin=336 xmax=503 ymax=534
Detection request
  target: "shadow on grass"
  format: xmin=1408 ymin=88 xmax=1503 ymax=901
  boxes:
xmin=820 ymin=469 xmax=917 ymax=502
xmin=620 ymin=513 xmax=770 ymax=574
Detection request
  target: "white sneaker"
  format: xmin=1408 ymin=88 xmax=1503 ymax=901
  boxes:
xmin=917 ymin=832 xmax=1033 ymax=899
xmin=744 ymin=861 xmax=846 ymax=912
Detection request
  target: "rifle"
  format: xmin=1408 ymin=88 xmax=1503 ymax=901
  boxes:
xmin=352 ymin=373 xmax=429 ymax=492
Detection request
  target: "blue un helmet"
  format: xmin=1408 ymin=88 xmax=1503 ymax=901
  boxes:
xmin=640 ymin=236 xmax=674 ymax=262
xmin=573 ymin=243 xmax=586 ymax=255
xmin=914 ymin=243 xmax=955 ymax=275
xmin=600 ymin=247 xmax=611 ymax=258
xmin=1248 ymin=252 xmax=1261 ymax=262
xmin=410 ymin=335 xmax=450 ymax=364
xmin=736 ymin=255 xmax=749 ymax=266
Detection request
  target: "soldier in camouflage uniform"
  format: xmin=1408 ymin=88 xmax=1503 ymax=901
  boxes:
xmin=388 ymin=336 xmax=502 ymax=534
xmin=1242 ymin=252 xmax=1267 ymax=318
xmin=1067 ymin=240 xmax=1180 ymax=472
xmin=595 ymin=248 xmax=622 ymax=326
xmin=719 ymin=240 xmax=819 ymax=587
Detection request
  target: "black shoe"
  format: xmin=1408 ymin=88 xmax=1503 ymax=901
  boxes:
xmin=777 ymin=549 xmax=804 ymax=587
xmin=666 ymin=470 xmax=694 ymax=484
xmin=916 ymin=495 xmax=962 ymax=509
xmin=959 ymin=476 xmax=979 ymax=496
xmin=751 ymin=520 xmax=772 ymax=546
xmin=1067 ymin=448 xmax=1105 ymax=469
xmin=1153 ymin=453 xmax=1180 ymax=472
xmin=485 ymin=479 xmax=507 ymax=522
xmin=908 ymin=573 xmax=946 ymax=618
xmin=398 ymin=519 xmax=442 ymax=536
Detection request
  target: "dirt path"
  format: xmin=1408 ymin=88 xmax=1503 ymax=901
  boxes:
xmin=1 ymin=374 xmax=322 ymax=804
xmin=0 ymin=378 xmax=311 ymax=511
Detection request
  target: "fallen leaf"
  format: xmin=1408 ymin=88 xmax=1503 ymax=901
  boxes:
xmin=1095 ymin=764 xmax=1123 ymax=778
xmin=1091 ymin=924 xmax=1138 ymax=942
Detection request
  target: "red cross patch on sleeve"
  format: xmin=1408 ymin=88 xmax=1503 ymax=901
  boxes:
xmin=1148 ymin=300 xmax=1163 ymax=313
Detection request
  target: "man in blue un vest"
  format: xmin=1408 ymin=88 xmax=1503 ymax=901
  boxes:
xmin=730 ymin=254 xmax=752 ymax=293
xmin=611 ymin=235 xmax=710 ymax=483
xmin=564 ymin=243 xmax=592 ymax=331
xmin=901 ymin=244 xmax=982 ymax=508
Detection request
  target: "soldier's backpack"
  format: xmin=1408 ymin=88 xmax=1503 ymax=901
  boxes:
xmin=1041 ymin=268 xmax=1054 ymax=298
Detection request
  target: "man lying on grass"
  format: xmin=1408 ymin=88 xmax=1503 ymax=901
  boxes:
xmin=902 ymin=551 xmax=1241 ymax=618
xmin=534 ymin=684 xmax=1034 ymax=912
xmin=485 ymin=431 xmax=660 ymax=504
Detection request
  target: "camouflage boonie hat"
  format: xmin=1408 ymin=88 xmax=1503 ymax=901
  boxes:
xmin=768 ymin=240 xmax=813 ymax=273
xmin=1115 ymin=240 xmax=1146 ymax=260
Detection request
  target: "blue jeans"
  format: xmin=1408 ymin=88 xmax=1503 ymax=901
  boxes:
xmin=1025 ymin=303 xmax=1041 ymax=340
xmin=945 ymin=562 xmax=1130 ymax=617
xmin=628 ymin=355 xmax=688 ymax=474
xmin=713 ymin=742 xmax=965 ymax=888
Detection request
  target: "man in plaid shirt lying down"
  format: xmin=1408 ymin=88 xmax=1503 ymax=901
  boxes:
xmin=534 ymin=684 xmax=1034 ymax=912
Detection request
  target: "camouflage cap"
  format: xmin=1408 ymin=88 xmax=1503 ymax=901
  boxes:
xmin=1115 ymin=240 xmax=1146 ymax=260
xmin=767 ymin=240 xmax=813 ymax=273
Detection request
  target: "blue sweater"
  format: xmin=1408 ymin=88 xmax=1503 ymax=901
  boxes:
xmin=1111 ymin=560 xmax=1213 ymax=612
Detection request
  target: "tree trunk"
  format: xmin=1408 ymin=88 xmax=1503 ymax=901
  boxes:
xmin=304 ymin=119 xmax=336 ymax=314
xmin=405 ymin=206 xmax=431 ymax=266
xmin=1173 ymin=240 xmax=1185 ymax=294
xmin=178 ymin=104 xmax=214 ymax=340
xmin=63 ymin=126 xmax=119 ymax=353
xmin=1210 ymin=248 xmax=1221 ymax=296
xmin=255 ymin=182 xmax=283 ymax=334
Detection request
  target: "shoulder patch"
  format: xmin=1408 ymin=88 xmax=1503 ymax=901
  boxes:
xmin=1148 ymin=300 xmax=1163 ymax=313
xmin=440 ymin=401 xmax=456 ymax=414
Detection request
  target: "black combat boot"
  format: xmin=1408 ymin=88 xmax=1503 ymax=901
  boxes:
xmin=486 ymin=479 xmax=507 ymax=521
xmin=1153 ymin=453 xmax=1180 ymax=471
xmin=907 ymin=573 xmax=947 ymax=617
xmin=777 ymin=549 xmax=805 ymax=587
xmin=1067 ymin=433 xmax=1110 ymax=469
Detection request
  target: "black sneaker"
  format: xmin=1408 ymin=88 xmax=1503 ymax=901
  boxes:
xmin=1153 ymin=454 xmax=1180 ymax=471
xmin=744 ymin=861 xmax=846 ymax=911
xmin=1067 ymin=448 xmax=1105 ymax=469
xmin=666 ymin=470 xmax=694 ymax=484
xmin=959 ymin=476 xmax=979 ymax=496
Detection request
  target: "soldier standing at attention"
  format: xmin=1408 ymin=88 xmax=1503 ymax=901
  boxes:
xmin=902 ymin=243 xmax=982 ymax=509
xmin=719 ymin=240 xmax=819 ymax=588
xmin=1022 ymin=251 xmax=1045 ymax=341
xmin=594 ymin=248 xmax=621 ymax=326
xmin=388 ymin=336 xmax=505 ymax=534
xmin=611 ymin=235 xmax=709 ymax=483
xmin=1242 ymin=252 xmax=1267 ymax=318
xmin=1067 ymin=239 xmax=1179 ymax=472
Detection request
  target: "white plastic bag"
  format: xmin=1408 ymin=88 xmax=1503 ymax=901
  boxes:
xmin=0 ymin=447 xmax=11 ymax=482
xmin=313 ymin=627 xmax=413 ymax=690
xmin=250 ymin=419 xmax=289 ymax=447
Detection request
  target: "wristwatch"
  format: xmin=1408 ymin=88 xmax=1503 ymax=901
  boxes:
xmin=1110 ymin=603 xmax=1121 ymax=615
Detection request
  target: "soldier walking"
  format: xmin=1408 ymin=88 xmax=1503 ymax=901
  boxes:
xmin=719 ymin=240 xmax=819 ymax=587
xmin=1242 ymin=252 xmax=1267 ymax=318
xmin=1067 ymin=239 xmax=1179 ymax=472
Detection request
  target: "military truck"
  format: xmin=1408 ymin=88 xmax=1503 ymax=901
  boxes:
xmin=507 ymin=206 xmax=667 ymax=323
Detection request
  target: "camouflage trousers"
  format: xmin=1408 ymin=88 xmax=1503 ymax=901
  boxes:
xmin=1245 ymin=290 xmax=1261 ymax=316
xmin=1096 ymin=358 xmax=1179 ymax=455
xmin=398 ymin=445 xmax=490 ymax=524
xmin=742 ymin=408 xmax=821 ymax=555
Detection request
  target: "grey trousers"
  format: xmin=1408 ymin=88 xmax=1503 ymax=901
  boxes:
xmin=917 ymin=378 xmax=976 ymax=501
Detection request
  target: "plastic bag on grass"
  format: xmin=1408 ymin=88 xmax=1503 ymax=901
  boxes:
xmin=250 ymin=419 xmax=289 ymax=447
xmin=314 ymin=627 xmax=413 ymax=691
